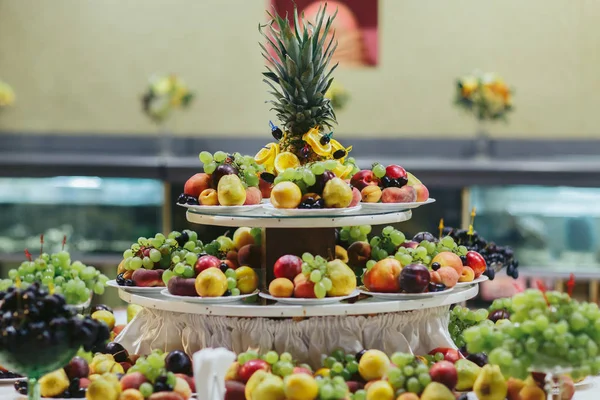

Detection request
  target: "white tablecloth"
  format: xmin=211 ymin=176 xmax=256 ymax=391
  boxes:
xmin=0 ymin=376 xmax=598 ymax=399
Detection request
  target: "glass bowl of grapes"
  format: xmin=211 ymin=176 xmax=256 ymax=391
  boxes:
xmin=0 ymin=283 xmax=110 ymax=400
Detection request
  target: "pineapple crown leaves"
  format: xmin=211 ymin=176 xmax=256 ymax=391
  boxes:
xmin=259 ymin=3 xmax=339 ymax=135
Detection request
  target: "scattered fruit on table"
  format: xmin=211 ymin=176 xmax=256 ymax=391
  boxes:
xmin=179 ymin=151 xmax=265 ymax=206
xmin=350 ymin=163 xmax=429 ymax=204
xmin=267 ymin=252 xmax=356 ymax=299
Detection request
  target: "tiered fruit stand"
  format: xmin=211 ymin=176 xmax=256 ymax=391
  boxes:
xmin=115 ymin=204 xmax=483 ymax=368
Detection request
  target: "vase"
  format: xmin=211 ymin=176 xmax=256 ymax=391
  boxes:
xmin=530 ymin=366 xmax=573 ymax=400
xmin=474 ymin=119 xmax=491 ymax=159
xmin=158 ymin=123 xmax=173 ymax=160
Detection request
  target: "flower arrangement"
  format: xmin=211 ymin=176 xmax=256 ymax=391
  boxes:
xmin=455 ymin=71 xmax=513 ymax=121
xmin=141 ymin=74 xmax=193 ymax=124
xmin=325 ymin=81 xmax=350 ymax=111
xmin=0 ymin=80 xmax=15 ymax=107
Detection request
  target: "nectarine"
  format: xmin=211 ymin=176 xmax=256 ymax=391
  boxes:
xmin=363 ymin=258 xmax=402 ymax=293
xmin=184 ymin=173 xmax=211 ymax=198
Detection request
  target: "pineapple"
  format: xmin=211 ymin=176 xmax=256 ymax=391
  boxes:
xmin=260 ymin=4 xmax=339 ymax=161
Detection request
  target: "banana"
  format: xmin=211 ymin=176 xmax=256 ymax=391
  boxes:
xmin=473 ymin=364 xmax=508 ymax=400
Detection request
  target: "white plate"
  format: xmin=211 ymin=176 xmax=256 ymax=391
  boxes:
xmin=161 ymin=289 xmax=259 ymax=304
xmin=106 ymin=280 xmax=166 ymax=294
xmin=358 ymin=286 xmax=453 ymax=300
xmin=0 ymin=377 xmax=24 ymax=384
xmin=178 ymin=203 xmax=263 ymax=214
xmin=259 ymin=290 xmax=360 ymax=305
xmin=263 ymin=203 xmax=362 ymax=216
xmin=454 ymin=275 xmax=489 ymax=288
xmin=360 ymin=198 xmax=436 ymax=212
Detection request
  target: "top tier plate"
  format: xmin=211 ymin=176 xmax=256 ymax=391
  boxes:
xmin=186 ymin=208 xmax=413 ymax=228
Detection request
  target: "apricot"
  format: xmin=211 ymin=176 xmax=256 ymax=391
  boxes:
xmin=117 ymin=260 xmax=126 ymax=275
xmin=293 ymin=274 xmax=316 ymax=298
xmin=233 ymin=227 xmax=255 ymax=250
xmin=199 ymin=188 xmax=219 ymax=205
xmin=270 ymin=181 xmax=302 ymax=209
xmin=120 ymin=372 xmax=147 ymax=391
xmin=413 ymin=183 xmax=429 ymax=202
xmin=458 ymin=266 xmax=475 ymax=282
xmin=432 ymin=252 xmax=463 ymax=275
xmin=244 ymin=186 xmax=262 ymax=205
xmin=361 ymin=185 xmax=382 ymax=203
xmin=132 ymin=269 xmax=164 ymax=287
xmin=381 ymin=186 xmax=416 ymax=203
xmin=437 ymin=267 xmax=459 ymax=288
xmin=269 ymin=278 xmax=294 ymax=297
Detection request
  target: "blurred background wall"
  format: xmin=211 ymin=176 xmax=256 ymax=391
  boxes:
xmin=0 ymin=0 xmax=598 ymax=138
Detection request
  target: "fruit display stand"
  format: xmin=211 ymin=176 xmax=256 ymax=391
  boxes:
xmin=115 ymin=207 xmax=481 ymax=369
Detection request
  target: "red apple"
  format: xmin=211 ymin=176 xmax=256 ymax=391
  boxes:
xmin=273 ymin=255 xmax=303 ymax=281
xmin=385 ymin=165 xmax=407 ymax=180
xmin=259 ymin=173 xmax=273 ymax=199
xmin=466 ymin=251 xmax=486 ymax=278
xmin=237 ymin=359 xmax=270 ymax=383
xmin=428 ymin=348 xmax=463 ymax=364
xmin=429 ymin=361 xmax=458 ymax=390
xmin=350 ymin=170 xmax=379 ymax=191
xmin=293 ymin=274 xmax=316 ymax=298
xmin=184 ymin=173 xmax=211 ymax=198
xmin=292 ymin=367 xmax=312 ymax=375
xmin=194 ymin=255 xmax=221 ymax=274
xmin=363 ymin=258 xmax=402 ymax=293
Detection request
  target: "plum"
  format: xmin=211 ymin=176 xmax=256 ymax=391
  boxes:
xmin=105 ymin=342 xmax=129 ymax=363
xmin=165 ymin=350 xmax=193 ymax=376
xmin=398 ymin=264 xmax=430 ymax=293
xmin=212 ymin=164 xmax=238 ymax=188
xmin=132 ymin=269 xmax=164 ymax=287
xmin=412 ymin=232 xmax=437 ymax=243
xmin=64 ymin=356 xmax=89 ymax=380
xmin=168 ymin=277 xmax=198 ymax=297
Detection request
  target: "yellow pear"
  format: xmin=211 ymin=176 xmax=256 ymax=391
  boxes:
xmin=326 ymin=259 xmax=357 ymax=296
xmin=217 ymin=174 xmax=246 ymax=206
xmin=473 ymin=364 xmax=508 ymax=400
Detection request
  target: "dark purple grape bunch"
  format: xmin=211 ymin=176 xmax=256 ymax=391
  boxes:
xmin=0 ymin=283 xmax=110 ymax=354
xmin=443 ymin=226 xmax=519 ymax=280
xmin=177 ymin=193 xmax=199 ymax=205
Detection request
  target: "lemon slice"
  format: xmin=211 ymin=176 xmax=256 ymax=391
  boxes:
xmin=254 ymin=142 xmax=279 ymax=165
xmin=331 ymin=162 xmax=354 ymax=179
xmin=407 ymin=172 xmax=422 ymax=186
xmin=302 ymin=128 xmax=332 ymax=157
xmin=274 ymin=152 xmax=300 ymax=174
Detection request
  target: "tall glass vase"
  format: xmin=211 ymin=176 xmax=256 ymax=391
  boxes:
xmin=474 ymin=119 xmax=491 ymax=159
xmin=158 ymin=123 xmax=173 ymax=161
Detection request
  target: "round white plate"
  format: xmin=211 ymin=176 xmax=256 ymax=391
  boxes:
xmin=178 ymin=203 xmax=263 ymax=214
xmin=358 ymin=286 xmax=453 ymax=300
xmin=454 ymin=275 xmax=489 ymax=288
xmin=107 ymin=280 xmax=166 ymax=294
xmin=263 ymin=203 xmax=362 ymax=216
xmin=161 ymin=289 xmax=259 ymax=304
xmin=360 ymin=198 xmax=436 ymax=212
xmin=0 ymin=377 xmax=24 ymax=384
xmin=259 ymin=290 xmax=360 ymax=305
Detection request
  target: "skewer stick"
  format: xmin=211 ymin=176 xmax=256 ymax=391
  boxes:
xmin=438 ymin=219 xmax=444 ymax=240
xmin=467 ymin=207 xmax=476 ymax=237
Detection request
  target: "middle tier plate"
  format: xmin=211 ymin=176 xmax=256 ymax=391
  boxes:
xmin=186 ymin=208 xmax=412 ymax=228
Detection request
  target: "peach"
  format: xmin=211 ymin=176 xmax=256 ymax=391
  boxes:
xmin=381 ymin=186 xmax=416 ymax=203
xmin=437 ymin=267 xmax=459 ymax=288
xmin=148 ymin=393 xmax=184 ymax=400
xmin=184 ymin=173 xmax=211 ymax=198
xmin=233 ymin=227 xmax=255 ymax=250
xmin=120 ymin=372 xmax=147 ymax=391
xmin=226 ymin=250 xmax=240 ymax=269
xmin=430 ymin=270 xmax=441 ymax=284
xmin=363 ymin=258 xmax=402 ymax=293
xmin=349 ymin=187 xmax=362 ymax=207
xmin=120 ymin=388 xmax=144 ymax=400
xmin=269 ymin=278 xmax=294 ymax=298
xmin=361 ymin=185 xmax=382 ymax=203
xmin=270 ymin=181 xmax=302 ymax=209
xmin=432 ymin=252 xmax=463 ymax=275
xmin=347 ymin=241 xmax=371 ymax=270
xmin=174 ymin=377 xmax=192 ymax=400
xmin=175 ymin=374 xmax=195 ymax=392
xmin=397 ymin=393 xmax=419 ymax=400
xmin=132 ymin=269 xmax=164 ymax=287
xmin=244 ymin=186 xmax=262 ymax=205
xmin=293 ymin=274 xmax=316 ymax=298
xmin=413 ymin=183 xmax=429 ymax=202
xmin=561 ymin=376 xmax=575 ymax=400
xmin=458 ymin=266 xmax=475 ymax=282
xmin=79 ymin=378 xmax=91 ymax=389
xmin=199 ymin=188 xmax=219 ymax=205
xmin=237 ymin=244 xmax=262 ymax=270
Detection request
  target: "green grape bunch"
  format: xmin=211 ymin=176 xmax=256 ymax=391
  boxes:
xmin=337 ymin=225 xmax=371 ymax=246
xmin=199 ymin=151 xmax=264 ymax=187
xmin=273 ymin=160 xmax=340 ymax=195
xmin=301 ymin=253 xmax=333 ymax=299
xmin=449 ymin=305 xmax=489 ymax=348
xmin=1 ymin=248 xmax=109 ymax=305
xmin=388 ymin=352 xmax=432 ymax=395
xmin=463 ymin=289 xmax=600 ymax=380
